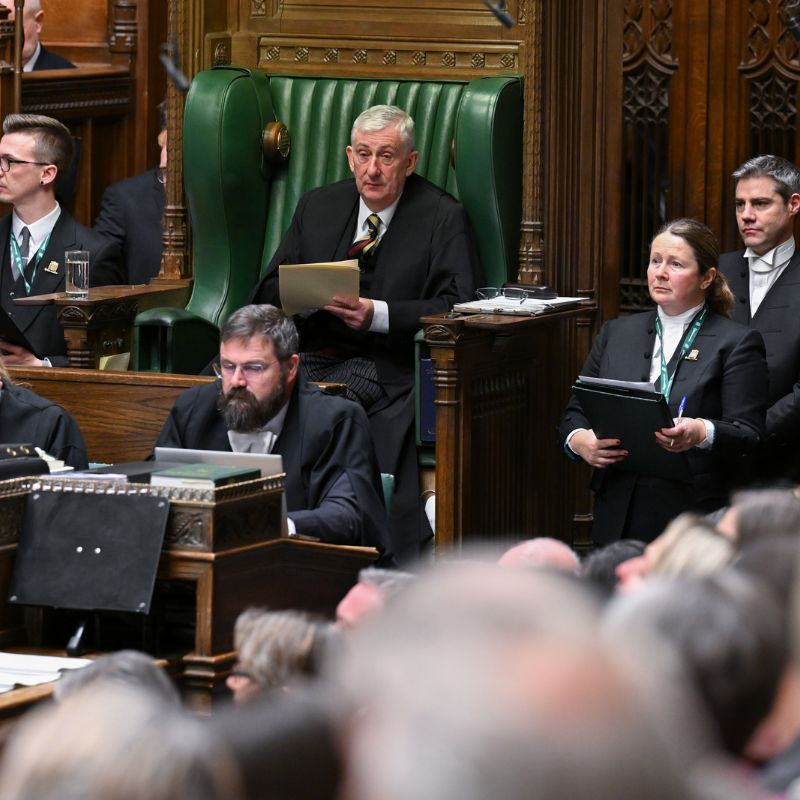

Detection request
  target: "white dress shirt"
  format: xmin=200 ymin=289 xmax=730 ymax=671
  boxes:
xmin=10 ymin=203 xmax=61 ymax=282
xmin=746 ymin=237 xmax=795 ymax=316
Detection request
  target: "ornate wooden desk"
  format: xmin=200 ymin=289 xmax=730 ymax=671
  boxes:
xmin=13 ymin=283 xmax=190 ymax=369
xmin=422 ymin=305 xmax=596 ymax=553
xmin=0 ymin=478 xmax=377 ymax=706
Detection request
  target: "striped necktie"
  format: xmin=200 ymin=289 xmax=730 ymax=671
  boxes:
xmin=348 ymin=213 xmax=381 ymax=259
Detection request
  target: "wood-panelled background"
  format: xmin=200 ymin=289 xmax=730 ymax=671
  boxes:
xmin=34 ymin=1 xmax=800 ymax=545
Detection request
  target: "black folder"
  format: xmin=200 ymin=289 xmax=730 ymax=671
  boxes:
xmin=0 ymin=308 xmax=41 ymax=359
xmin=572 ymin=379 xmax=692 ymax=483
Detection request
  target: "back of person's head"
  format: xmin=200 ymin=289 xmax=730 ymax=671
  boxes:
xmin=581 ymin=540 xmax=647 ymax=597
xmin=336 ymin=566 xmax=415 ymax=630
xmin=2 ymin=113 xmax=73 ymax=181
xmin=650 ymin=513 xmax=735 ymax=578
xmin=221 ymin=304 xmax=299 ymax=360
xmin=233 ymin=608 xmax=322 ymax=696
xmin=337 ymin=561 xmax=713 ymax=800
xmin=0 ymin=684 xmax=243 ymax=800
xmin=732 ymin=154 xmax=800 ymax=201
xmin=212 ymin=687 xmax=342 ymax=800
xmin=727 ymin=488 xmax=800 ymax=546
xmin=54 ymin=649 xmax=180 ymax=706
xmin=606 ymin=571 xmax=786 ymax=756
xmin=497 ymin=537 xmax=580 ymax=574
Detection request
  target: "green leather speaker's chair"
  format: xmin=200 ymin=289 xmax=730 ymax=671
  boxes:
xmin=134 ymin=66 xmax=523 ymax=373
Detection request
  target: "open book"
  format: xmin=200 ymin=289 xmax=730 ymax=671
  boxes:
xmin=279 ymin=260 xmax=360 ymax=316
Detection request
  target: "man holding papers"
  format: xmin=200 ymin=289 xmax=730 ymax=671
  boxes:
xmin=155 ymin=305 xmax=392 ymax=561
xmin=560 ymin=219 xmax=768 ymax=544
xmin=247 ymin=105 xmax=481 ymax=563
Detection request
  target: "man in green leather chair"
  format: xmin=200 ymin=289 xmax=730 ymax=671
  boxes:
xmin=248 ymin=105 xmax=482 ymax=565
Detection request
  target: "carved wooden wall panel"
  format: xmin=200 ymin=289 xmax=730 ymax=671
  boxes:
xmin=620 ymin=0 xmax=676 ymax=313
xmin=738 ymin=1 xmax=800 ymax=248
xmin=616 ymin=1 xmax=800 ymax=315
xmin=44 ymin=0 xmax=110 ymax=64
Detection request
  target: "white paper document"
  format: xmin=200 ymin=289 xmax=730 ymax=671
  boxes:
xmin=453 ymin=295 xmax=586 ymax=316
xmin=279 ymin=260 xmax=360 ymax=316
xmin=0 ymin=652 xmax=92 ymax=691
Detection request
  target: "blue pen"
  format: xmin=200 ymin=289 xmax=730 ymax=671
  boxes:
xmin=670 ymin=396 xmax=687 ymax=448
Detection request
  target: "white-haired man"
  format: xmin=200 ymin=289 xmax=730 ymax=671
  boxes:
xmin=248 ymin=104 xmax=482 ymax=564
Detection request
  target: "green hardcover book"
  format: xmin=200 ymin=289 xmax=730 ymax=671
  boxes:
xmin=150 ymin=463 xmax=261 ymax=489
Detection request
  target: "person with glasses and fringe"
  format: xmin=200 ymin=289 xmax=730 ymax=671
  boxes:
xmin=0 ymin=114 xmax=120 ymax=367
xmin=155 ymin=303 xmax=392 ymax=562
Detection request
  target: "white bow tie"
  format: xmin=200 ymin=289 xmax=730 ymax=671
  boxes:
xmin=227 ymin=429 xmax=276 ymax=454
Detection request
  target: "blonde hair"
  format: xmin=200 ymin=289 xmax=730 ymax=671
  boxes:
xmin=650 ymin=513 xmax=735 ymax=578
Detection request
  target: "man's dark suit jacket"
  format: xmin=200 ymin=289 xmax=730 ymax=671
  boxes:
xmin=1 ymin=381 xmax=88 ymax=469
xmin=719 ymin=248 xmax=800 ymax=481
xmin=154 ymin=375 xmax=392 ymax=560
xmin=93 ymin=168 xmax=165 ymax=285
xmin=559 ymin=310 xmax=768 ymax=544
xmin=250 ymin=173 xmax=481 ymax=394
xmin=249 ymin=173 xmax=481 ymax=563
xmin=32 ymin=45 xmax=75 ymax=71
xmin=0 ymin=210 xmax=121 ymax=365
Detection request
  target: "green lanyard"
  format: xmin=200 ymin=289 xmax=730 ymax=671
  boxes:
xmin=655 ymin=305 xmax=707 ymax=401
xmin=10 ymin=230 xmax=51 ymax=295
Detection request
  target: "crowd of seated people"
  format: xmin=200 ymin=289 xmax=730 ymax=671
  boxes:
xmin=0 ymin=484 xmax=798 ymax=799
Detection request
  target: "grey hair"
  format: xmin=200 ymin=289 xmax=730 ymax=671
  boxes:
xmin=2 ymin=113 xmax=73 ymax=179
xmin=358 ymin=566 xmax=416 ymax=596
xmin=732 ymin=154 xmax=800 ymax=202
xmin=220 ymin=304 xmax=299 ymax=362
xmin=234 ymin=608 xmax=319 ymax=691
xmin=54 ymin=650 xmax=180 ymax=707
xmin=351 ymin=105 xmax=415 ymax=153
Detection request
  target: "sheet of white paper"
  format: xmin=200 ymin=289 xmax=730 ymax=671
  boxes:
xmin=279 ymin=260 xmax=360 ymax=316
xmin=453 ymin=296 xmax=585 ymax=316
xmin=0 ymin=652 xmax=92 ymax=688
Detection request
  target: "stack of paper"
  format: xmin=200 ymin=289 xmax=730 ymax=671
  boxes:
xmin=279 ymin=260 xmax=360 ymax=315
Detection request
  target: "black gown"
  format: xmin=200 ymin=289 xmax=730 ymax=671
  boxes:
xmin=1 ymin=382 xmax=88 ymax=469
xmin=155 ymin=375 xmax=393 ymax=561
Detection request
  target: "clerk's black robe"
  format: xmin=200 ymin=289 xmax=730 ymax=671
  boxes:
xmin=154 ymin=375 xmax=392 ymax=560
xmin=1 ymin=382 xmax=88 ymax=469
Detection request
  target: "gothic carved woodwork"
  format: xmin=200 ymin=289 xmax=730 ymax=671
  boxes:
xmin=740 ymin=1 xmax=800 ymax=164
xmin=621 ymin=0 xmax=677 ymax=313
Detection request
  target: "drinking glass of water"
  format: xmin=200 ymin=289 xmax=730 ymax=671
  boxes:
xmin=65 ymin=250 xmax=89 ymax=298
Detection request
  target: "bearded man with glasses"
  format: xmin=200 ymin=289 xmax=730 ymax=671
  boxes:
xmin=0 ymin=114 xmax=120 ymax=366
xmin=155 ymin=304 xmax=392 ymax=561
